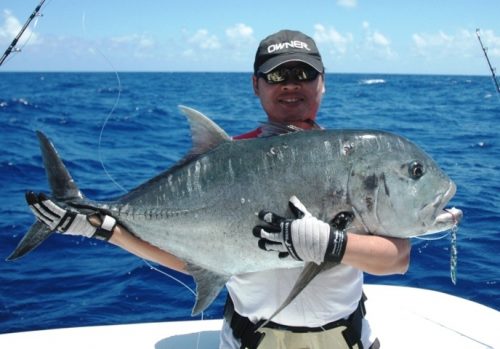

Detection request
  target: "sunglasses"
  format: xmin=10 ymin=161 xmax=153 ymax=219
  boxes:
xmin=258 ymin=65 xmax=320 ymax=84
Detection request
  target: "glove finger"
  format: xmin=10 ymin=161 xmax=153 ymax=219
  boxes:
xmin=38 ymin=192 xmax=50 ymax=202
xmin=253 ymin=224 xmax=280 ymax=235
xmin=30 ymin=204 xmax=54 ymax=227
xmin=41 ymin=200 xmax=65 ymax=219
xmin=253 ymin=226 xmax=283 ymax=243
xmin=257 ymin=239 xmax=288 ymax=253
xmin=258 ymin=210 xmax=285 ymax=225
xmin=25 ymin=191 xmax=38 ymax=205
xmin=289 ymin=195 xmax=312 ymax=218
xmin=278 ymin=252 xmax=290 ymax=259
xmin=38 ymin=194 xmax=66 ymax=218
xmin=25 ymin=192 xmax=55 ymax=226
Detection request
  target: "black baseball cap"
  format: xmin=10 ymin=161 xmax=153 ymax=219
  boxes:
xmin=253 ymin=29 xmax=324 ymax=75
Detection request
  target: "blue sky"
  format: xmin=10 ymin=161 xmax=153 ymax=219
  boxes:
xmin=1 ymin=0 xmax=499 ymax=75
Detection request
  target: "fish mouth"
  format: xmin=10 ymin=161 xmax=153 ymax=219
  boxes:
xmin=421 ymin=181 xmax=463 ymax=235
xmin=434 ymin=207 xmax=463 ymax=229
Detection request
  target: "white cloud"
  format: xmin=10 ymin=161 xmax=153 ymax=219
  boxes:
xmin=477 ymin=29 xmax=500 ymax=58
xmin=412 ymin=33 xmax=426 ymax=49
xmin=362 ymin=22 xmax=395 ymax=59
xmin=0 ymin=9 xmax=40 ymax=46
xmin=337 ymin=0 xmax=357 ymax=8
xmin=188 ymin=29 xmax=221 ymax=50
xmin=107 ymin=33 xmax=155 ymax=59
xmin=372 ymin=31 xmax=390 ymax=47
xmin=225 ymin=23 xmax=255 ymax=50
xmin=412 ymin=31 xmax=459 ymax=53
xmin=224 ymin=23 xmax=256 ymax=64
xmin=226 ymin=23 xmax=253 ymax=41
xmin=182 ymin=48 xmax=195 ymax=58
xmin=313 ymin=24 xmax=353 ymax=55
xmin=411 ymin=29 xmax=483 ymax=59
xmin=111 ymin=34 xmax=155 ymax=49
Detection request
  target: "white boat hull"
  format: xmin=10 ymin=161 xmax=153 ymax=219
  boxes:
xmin=1 ymin=285 xmax=498 ymax=348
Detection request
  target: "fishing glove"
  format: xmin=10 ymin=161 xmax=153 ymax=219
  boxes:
xmin=254 ymin=196 xmax=348 ymax=264
xmin=25 ymin=191 xmax=116 ymax=241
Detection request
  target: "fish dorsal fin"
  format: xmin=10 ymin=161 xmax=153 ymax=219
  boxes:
xmin=178 ymin=105 xmax=231 ymax=156
xmin=186 ymin=263 xmax=230 ymax=315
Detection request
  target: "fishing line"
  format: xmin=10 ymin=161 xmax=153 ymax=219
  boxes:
xmin=80 ymin=12 xmax=127 ymax=194
xmin=143 ymin=260 xmax=202 ymax=312
xmin=143 ymin=259 xmax=205 ymax=349
xmin=81 ymin=13 xmax=205 ymax=339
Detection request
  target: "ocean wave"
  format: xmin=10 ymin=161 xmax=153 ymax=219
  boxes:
xmin=359 ymin=79 xmax=386 ymax=85
xmin=1 ymin=72 xmax=498 ymax=334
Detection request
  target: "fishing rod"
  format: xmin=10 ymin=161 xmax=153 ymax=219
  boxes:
xmin=0 ymin=0 xmax=46 ymax=66
xmin=476 ymin=28 xmax=500 ymax=94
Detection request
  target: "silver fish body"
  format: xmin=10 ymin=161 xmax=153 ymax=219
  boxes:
xmin=9 ymin=106 xmax=462 ymax=316
xmin=114 ymin=127 xmax=455 ymax=271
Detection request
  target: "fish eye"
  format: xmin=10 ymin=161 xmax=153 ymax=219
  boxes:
xmin=409 ymin=161 xmax=425 ymax=179
xmin=330 ymin=211 xmax=354 ymax=230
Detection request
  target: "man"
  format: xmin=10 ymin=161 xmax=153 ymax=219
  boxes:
xmin=27 ymin=30 xmax=410 ymax=348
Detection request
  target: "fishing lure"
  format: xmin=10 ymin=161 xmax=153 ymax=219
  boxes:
xmin=450 ymin=225 xmax=458 ymax=285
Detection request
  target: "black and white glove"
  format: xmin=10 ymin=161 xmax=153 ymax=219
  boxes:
xmin=253 ymin=196 xmax=348 ymax=264
xmin=26 ymin=191 xmax=117 ymax=241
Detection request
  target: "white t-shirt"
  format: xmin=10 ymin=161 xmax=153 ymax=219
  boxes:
xmin=220 ymin=264 xmax=374 ymax=348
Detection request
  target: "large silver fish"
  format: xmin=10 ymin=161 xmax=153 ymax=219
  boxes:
xmin=8 ymin=106 xmax=462 ymax=317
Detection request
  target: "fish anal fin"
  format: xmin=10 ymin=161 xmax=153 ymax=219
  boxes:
xmin=257 ymin=261 xmax=337 ymax=330
xmin=186 ymin=263 xmax=229 ymax=316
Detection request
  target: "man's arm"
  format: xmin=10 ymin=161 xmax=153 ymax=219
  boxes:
xmin=27 ymin=192 xmax=189 ymax=274
xmin=342 ymin=233 xmax=410 ymax=275
xmin=255 ymin=195 xmax=411 ymax=276
xmin=91 ymin=216 xmax=189 ymax=274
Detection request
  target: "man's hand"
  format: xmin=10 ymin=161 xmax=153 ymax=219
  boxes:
xmin=253 ymin=196 xmax=347 ymax=264
xmin=26 ymin=191 xmax=116 ymax=241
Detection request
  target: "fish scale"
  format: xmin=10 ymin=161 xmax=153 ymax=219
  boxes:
xmin=8 ymin=105 xmax=463 ymax=319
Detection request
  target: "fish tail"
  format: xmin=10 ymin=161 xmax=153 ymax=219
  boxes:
xmin=7 ymin=131 xmax=85 ymax=261
xmin=35 ymin=131 xmax=84 ymax=200
xmin=7 ymin=221 xmax=53 ymax=261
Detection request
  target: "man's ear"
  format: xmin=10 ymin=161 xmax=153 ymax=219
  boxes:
xmin=252 ymin=75 xmax=259 ymax=96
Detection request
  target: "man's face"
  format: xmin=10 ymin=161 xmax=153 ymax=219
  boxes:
xmin=253 ymin=63 xmax=325 ymax=129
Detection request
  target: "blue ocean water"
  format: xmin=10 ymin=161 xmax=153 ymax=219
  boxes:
xmin=0 ymin=72 xmax=499 ymax=334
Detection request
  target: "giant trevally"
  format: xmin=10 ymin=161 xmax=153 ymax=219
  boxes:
xmin=8 ymin=106 xmax=462 ymax=318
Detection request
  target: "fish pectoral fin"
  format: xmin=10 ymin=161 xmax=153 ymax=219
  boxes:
xmin=7 ymin=221 xmax=55 ymax=261
xmin=257 ymin=262 xmax=336 ymax=330
xmin=187 ymin=263 xmax=229 ymax=316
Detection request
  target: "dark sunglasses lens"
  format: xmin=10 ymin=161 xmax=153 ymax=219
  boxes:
xmin=294 ymin=66 xmax=319 ymax=81
xmin=261 ymin=66 xmax=319 ymax=84
xmin=265 ymin=69 xmax=287 ymax=83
